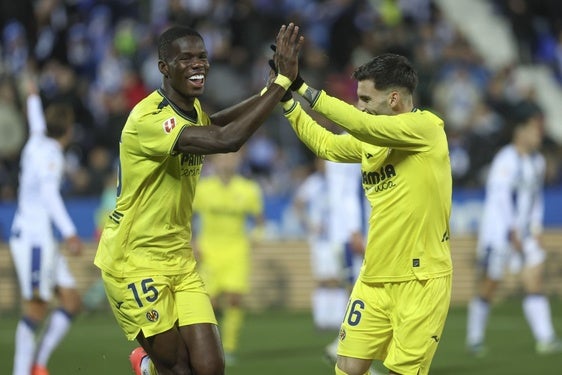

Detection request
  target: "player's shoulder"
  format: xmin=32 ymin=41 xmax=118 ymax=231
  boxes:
xmin=232 ymin=175 xmax=261 ymax=190
xmin=404 ymin=108 xmax=444 ymax=127
xmin=129 ymin=90 xmax=170 ymax=119
xmin=489 ymin=145 xmax=518 ymax=176
xmin=493 ymin=145 xmax=517 ymax=163
xmin=130 ymin=91 xmax=209 ymax=126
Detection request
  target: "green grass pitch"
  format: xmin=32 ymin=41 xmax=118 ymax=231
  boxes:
xmin=1 ymin=298 xmax=560 ymax=374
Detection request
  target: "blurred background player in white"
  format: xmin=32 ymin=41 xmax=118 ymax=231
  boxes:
xmin=466 ymin=101 xmax=562 ymax=356
xmin=294 ymin=157 xmax=365 ymax=362
xmin=192 ymin=151 xmax=265 ymax=365
xmin=9 ymin=75 xmax=83 ymax=375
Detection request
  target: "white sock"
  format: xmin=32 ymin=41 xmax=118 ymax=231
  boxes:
xmin=523 ymin=294 xmax=556 ymax=343
xmin=35 ymin=309 xmax=73 ymax=367
xmin=13 ymin=318 xmax=37 ymax=375
xmin=140 ymin=355 xmax=153 ymax=375
xmin=466 ymin=297 xmax=490 ymax=346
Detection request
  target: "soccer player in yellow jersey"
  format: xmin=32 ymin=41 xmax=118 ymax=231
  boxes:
xmin=277 ymin=53 xmax=453 ymax=375
xmin=193 ymin=152 xmax=264 ymax=365
xmin=94 ymin=23 xmax=303 ymax=375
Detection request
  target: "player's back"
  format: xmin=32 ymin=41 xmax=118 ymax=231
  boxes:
xmin=13 ymin=134 xmax=63 ymax=241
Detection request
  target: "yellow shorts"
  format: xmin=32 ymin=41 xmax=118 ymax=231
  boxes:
xmin=337 ymin=275 xmax=452 ymax=375
xmin=199 ymin=255 xmax=249 ymax=296
xmin=102 ymin=270 xmax=217 ymax=341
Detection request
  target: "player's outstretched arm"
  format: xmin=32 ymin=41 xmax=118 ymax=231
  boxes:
xmin=209 ymin=93 xmax=262 ymax=127
xmin=175 ymin=23 xmax=304 ymax=155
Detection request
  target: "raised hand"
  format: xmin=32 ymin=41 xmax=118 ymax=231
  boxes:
xmin=270 ymin=44 xmax=304 ymax=92
xmin=274 ymin=23 xmax=304 ymax=82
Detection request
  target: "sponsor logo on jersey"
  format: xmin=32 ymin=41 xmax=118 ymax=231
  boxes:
xmin=162 ymin=117 xmax=176 ymax=133
xmin=363 ymin=164 xmax=397 ymax=192
xmin=181 ymin=153 xmax=204 ymax=166
xmin=146 ymin=309 xmax=159 ymax=322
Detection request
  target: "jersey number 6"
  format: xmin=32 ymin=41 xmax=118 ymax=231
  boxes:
xmin=347 ymin=299 xmax=365 ymax=326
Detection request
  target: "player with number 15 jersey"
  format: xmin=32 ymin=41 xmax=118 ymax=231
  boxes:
xmin=95 ymin=91 xmax=208 ymax=278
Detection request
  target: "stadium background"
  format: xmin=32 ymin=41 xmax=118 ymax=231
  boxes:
xmin=0 ymin=0 xmax=561 ymax=373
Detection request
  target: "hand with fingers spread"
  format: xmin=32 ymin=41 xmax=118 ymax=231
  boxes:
xmin=269 ymin=44 xmax=304 ymax=92
xmin=273 ymin=23 xmax=304 ymax=84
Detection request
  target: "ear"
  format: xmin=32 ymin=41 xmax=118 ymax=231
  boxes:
xmin=388 ymin=91 xmax=400 ymax=108
xmin=158 ymin=60 xmax=169 ymax=78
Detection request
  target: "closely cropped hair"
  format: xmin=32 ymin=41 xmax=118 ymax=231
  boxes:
xmin=158 ymin=26 xmax=203 ymax=61
xmin=353 ymin=53 xmax=418 ymax=94
xmin=45 ymin=102 xmax=74 ymax=138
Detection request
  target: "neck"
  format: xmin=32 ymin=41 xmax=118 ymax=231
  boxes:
xmin=160 ymin=84 xmax=196 ymax=113
xmin=514 ymin=141 xmax=531 ymax=156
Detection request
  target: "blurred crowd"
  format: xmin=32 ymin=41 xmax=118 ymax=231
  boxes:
xmin=0 ymin=0 xmax=561 ymax=204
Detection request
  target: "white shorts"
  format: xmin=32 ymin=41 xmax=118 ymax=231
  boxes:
xmin=9 ymin=235 xmax=76 ymax=301
xmin=309 ymin=239 xmax=344 ymax=281
xmin=478 ymin=237 xmax=546 ymax=280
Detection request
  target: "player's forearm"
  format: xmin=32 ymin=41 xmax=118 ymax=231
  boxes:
xmin=296 ymin=83 xmax=407 ymax=147
xmin=210 ymin=94 xmax=262 ymax=127
xmin=27 ymin=94 xmax=47 ymax=135
xmin=300 ymin=86 xmax=377 ymax=142
xmin=282 ymin=99 xmax=335 ymax=159
xmin=176 ymin=79 xmax=290 ymax=154
xmin=41 ymin=183 xmax=77 ymax=238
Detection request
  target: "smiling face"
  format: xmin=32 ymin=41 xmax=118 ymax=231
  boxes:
xmin=159 ymin=34 xmax=209 ymax=108
xmin=356 ymin=79 xmax=393 ymax=115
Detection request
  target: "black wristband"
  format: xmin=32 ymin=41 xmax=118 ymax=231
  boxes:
xmin=290 ymin=75 xmax=304 ymax=91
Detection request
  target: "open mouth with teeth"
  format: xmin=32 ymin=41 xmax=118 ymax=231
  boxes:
xmin=188 ymin=74 xmax=205 ymax=88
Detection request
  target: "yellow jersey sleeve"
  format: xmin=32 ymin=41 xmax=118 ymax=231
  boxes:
xmin=310 ymin=90 xmax=444 ymax=151
xmin=283 ymin=100 xmax=363 ymax=163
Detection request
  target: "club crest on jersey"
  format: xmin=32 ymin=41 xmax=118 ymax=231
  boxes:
xmin=339 ymin=327 xmax=346 ymax=341
xmin=146 ymin=309 xmax=159 ymax=322
xmin=162 ymin=117 xmax=176 ymax=134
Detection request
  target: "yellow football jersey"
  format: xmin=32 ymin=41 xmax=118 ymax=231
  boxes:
xmin=284 ymin=93 xmax=452 ymax=282
xmin=94 ymin=90 xmax=210 ymax=277
xmin=193 ymin=174 xmax=263 ymax=261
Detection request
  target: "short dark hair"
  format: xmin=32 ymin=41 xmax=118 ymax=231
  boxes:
xmin=157 ymin=26 xmax=203 ymax=61
xmin=45 ymin=102 xmax=74 ymax=138
xmin=353 ymin=53 xmax=418 ymax=94
xmin=510 ymin=100 xmax=542 ymax=128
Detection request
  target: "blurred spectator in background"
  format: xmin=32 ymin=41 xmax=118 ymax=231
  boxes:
xmin=0 ymin=76 xmax=26 ymax=201
xmin=0 ymin=0 xmax=561 ymax=213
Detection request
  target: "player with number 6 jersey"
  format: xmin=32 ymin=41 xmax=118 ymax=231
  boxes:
xmin=277 ymin=52 xmax=452 ymax=375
